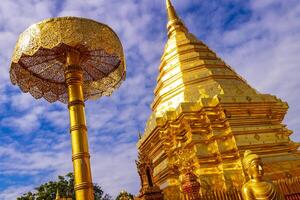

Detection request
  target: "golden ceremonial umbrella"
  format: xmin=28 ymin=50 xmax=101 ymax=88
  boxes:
xmin=10 ymin=17 xmax=126 ymax=200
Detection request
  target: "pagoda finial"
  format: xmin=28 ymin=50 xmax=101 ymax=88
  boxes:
xmin=55 ymin=189 xmax=61 ymax=200
xmin=166 ymin=0 xmax=179 ymax=21
xmin=166 ymin=0 xmax=187 ymax=37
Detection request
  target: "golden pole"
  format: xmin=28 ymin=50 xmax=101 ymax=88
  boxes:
xmin=65 ymin=50 xmax=94 ymax=200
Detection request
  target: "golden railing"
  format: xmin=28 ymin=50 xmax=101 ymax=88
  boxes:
xmin=200 ymin=189 xmax=242 ymax=200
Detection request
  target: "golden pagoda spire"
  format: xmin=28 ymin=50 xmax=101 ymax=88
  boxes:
xmin=148 ymin=0 xmax=256 ymax=116
xmin=166 ymin=0 xmax=179 ymax=21
xmin=55 ymin=189 xmax=61 ymax=200
xmin=166 ymin=0 xmax=187 ymax=37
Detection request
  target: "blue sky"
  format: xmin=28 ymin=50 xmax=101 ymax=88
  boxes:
xmin=0 ymin=0 xmax=300 ymax=199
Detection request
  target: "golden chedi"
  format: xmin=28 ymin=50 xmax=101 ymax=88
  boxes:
xmin=55 ymin=189 xmax=72 ymax=200
xmin=241 ymin=150 xmax=284 ymax=200
xmin=136 ymin=0 xmax=300 ymax=200
xmin=118 ymin=190 xmax=134 ymax=200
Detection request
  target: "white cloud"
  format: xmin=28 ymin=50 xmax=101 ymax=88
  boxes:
xmin=10 ymin=93 xmax=37 ymax=111
xmin=90 ymin=142 xmax=139 ymax=196
xmin=1 ymin=106 xmax=45 ymax=133
xmin=43 ymin=109 xmax=69 ymax=129
xmin=217 ymin=0 xmax=300 ymax=141
xmin=0 ymin=185 xmax=35 ymax=200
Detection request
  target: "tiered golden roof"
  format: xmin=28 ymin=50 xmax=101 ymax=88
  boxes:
xmin=136 ymin=1 xmax=300 ymax=199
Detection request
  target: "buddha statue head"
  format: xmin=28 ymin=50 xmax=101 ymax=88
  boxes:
xmin=242 ymin=150 xmax=285 ymax=199
xmin=243 ymin=150 xmax=264 ymax=180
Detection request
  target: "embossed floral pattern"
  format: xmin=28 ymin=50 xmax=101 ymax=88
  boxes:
xmin=10 ymin=17 xmax=126 ymax=103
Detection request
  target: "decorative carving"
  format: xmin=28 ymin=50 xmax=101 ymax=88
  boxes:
xmin=170 ymin=145 xmax=196 ymax=173
xmin=10 ymin=17 xmax=125 ymax=104
xmin=181 ymin=172 xmax=200 ymax=200
xmin=254 ymin=134 xmax=260 ymax=141
xmin=135 ymin=152 xmax=163 ymax=200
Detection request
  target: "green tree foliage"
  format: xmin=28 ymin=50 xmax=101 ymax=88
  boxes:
xmin=115 ymin=190 xmax=134 ymax=200
xmin=17 ymin=172 xmax=112 ymax=200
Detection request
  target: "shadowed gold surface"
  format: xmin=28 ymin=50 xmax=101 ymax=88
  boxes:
xmin=10 ymin=17 xmax=126 ymax=103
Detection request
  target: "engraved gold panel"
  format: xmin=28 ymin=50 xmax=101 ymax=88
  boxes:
xmin=10 ymin=17 xmax=126 ymax=103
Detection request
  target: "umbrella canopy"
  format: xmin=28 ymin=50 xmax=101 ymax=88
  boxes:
xmin=10 ymin=17 xmax=126 ymax=103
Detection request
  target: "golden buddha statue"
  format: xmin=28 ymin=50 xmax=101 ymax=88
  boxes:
xmin=241 ymin=150 xmax=284 ymax=200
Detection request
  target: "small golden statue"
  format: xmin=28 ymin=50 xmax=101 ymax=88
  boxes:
xmin=241 ymin=150 xmax=284 ymax=200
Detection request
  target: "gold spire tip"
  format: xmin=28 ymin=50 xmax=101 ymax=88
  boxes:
xmin=165 ymin=0 xmax=187 ymax=36
xmin=55 ymin=189 xmax=60 ymax=200
xmin=166 ymin=0 xmax=179 ymax=22
xmin=166 ymin=0 xmax=171 ymax=8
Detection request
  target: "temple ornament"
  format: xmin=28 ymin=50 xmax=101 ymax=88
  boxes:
xmin=181 ymin=172 xmax=201 ymax=200
xmin=135 ymin=152 xmax=164 ymax=200
xmin=241 ymin=150 xmax=284 ymax=200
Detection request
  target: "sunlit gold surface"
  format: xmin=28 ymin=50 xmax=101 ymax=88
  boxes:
xmin=136 ymin=0 xmax=300 ymax=199
xmin=10 ymin=17 xmax=125 ymax=103
xmin=65 ymin=51 xmax=94 ymax=200
xmin=241 ymin=150 xmax=284 ymax=200
xmin=10 ymin=17 xmax=126 ymax=200
xmin=55 ymin=190 xmax=60 ymax=200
